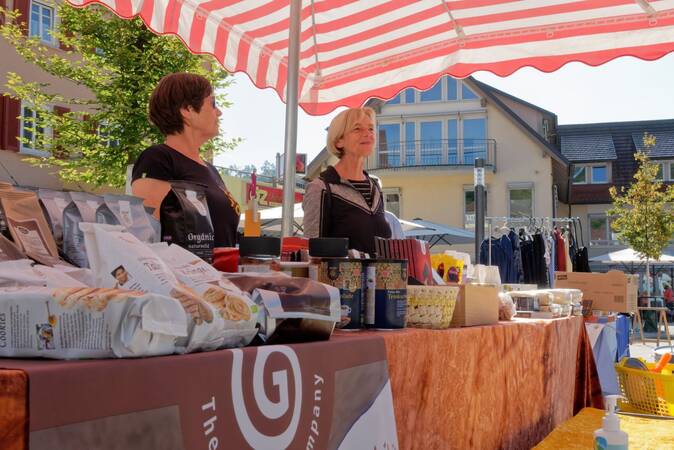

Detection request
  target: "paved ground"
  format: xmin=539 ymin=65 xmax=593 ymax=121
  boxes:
xmin=629 ymin=323 xmax=674 ymax=362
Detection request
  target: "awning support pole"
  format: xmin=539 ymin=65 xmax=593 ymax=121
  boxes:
xmin=281 ymin=0 xmax=302 ymax=237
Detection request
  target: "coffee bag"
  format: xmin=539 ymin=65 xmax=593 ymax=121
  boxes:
xmin=96 ymin=194 xmax=158 ymax=243
xmin=63 ymin=192 xmax=104 ymax=267
xmin=160 ymin=182 xmax=214 ymax=263
xmin=0 ymin=190 xmax=60 ymax=265
xmin=38 ymin=189 xmax=72 ymax=247
xmin=0 ymin=234 xmax=26 ymax=261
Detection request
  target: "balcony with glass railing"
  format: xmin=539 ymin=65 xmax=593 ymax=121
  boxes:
xmin=368 ymin=139 xmax=497 ymax=171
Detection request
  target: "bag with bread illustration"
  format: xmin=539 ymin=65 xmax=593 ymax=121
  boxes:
xmin=149 ymin=242 xmax=258 ymax=348
xmin=0 ymin=286 xmax=187 ymax=359
xmin=79 ymin=223 xmax=231 ymax=353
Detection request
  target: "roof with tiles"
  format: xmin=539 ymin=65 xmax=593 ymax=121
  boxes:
xmin=558 ymin=119 xmax=674 ymax=187
xmin=632 ymin=131 xmax=674 ymax=158
xmin=560 ymin=134 xmax=617 ymax=162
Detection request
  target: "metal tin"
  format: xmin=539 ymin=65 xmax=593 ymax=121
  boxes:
xmin=317 ymin=259 xmax=364 ymax=330
xmin=365 ymin=259 xmax=408 ymax=329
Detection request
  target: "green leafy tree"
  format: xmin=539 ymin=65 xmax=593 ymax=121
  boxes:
xmin=608 ymin=133 xmax=674 ymax=293
xmin=0 ymin=2 xmax=239 ymax=187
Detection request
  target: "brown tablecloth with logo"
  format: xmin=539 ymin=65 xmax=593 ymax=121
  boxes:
xmin=1 ymin=316 xmax=599 ymax=450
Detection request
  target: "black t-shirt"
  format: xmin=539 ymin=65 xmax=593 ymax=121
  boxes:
xmin=131 ymin=144 xmax=240 ymax=247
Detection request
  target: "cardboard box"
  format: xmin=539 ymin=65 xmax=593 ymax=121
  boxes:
xmin=450 ymin=284 xmax=500 ymax=327
xmin=553 ymin=271 xmax=638 ymax=313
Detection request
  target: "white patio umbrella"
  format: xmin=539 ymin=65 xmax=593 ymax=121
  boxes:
xmin=590 ymin=247 xmax=674 ymax=295
xmin=590 ymin=248 xmax=674 ymax=264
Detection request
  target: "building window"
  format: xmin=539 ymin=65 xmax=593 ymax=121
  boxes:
xmin=446 ymin=77 xmax=458 ymax=101
xmin=404 ymin=122 xmax=415 ymax=166
xmin=20 ymin=103 xmax=51 ymax=155
xmin=670 ymin=163 xmax=674 ymax=181
xmin=464 ymin=187 xmax=487 ymax=228
xmin=419 ymin=121 xmax=442 ymax=164
xmin=448 ymin=119 xmax=458 ymax=164
xmin=387 ymin=93 xmax=401 ymax=105
xmin=461 ymin=83 xmax=478 ymax=100
xmin=572 ymin=166 xmax=587 ymax=184
xmin=30 ymin=1 xmax=55 ymax=45
xmin=588 ymin=214 xmax=617 ymax=244
xmin=508 ymin=184 xmax=533 ymax=218
xmin=655 ymin=162 xmax=665 ymax=181
xmin=572 ymin=164 xmax=610 ymax=184
xmin=378 ymin=123 xmax=401 ymax=168
xmin=98 ymin=122 xmax=120 ymax=148
xmin=591 ymin=165 xmax=608 ymax=183
xmin=420 ymin=79 xmax=442 ymax=102
xmin=383 ymin=188 xmax=401 ymax=217
xmin=462 ymin=118 xmax=486 ymax=164
xmin=404 ymin=88 xmax=415 ymax=103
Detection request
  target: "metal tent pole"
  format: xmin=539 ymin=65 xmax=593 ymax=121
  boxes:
xmin=281 ymin=0 xmax=302 ymax=237
xmin=474 ymin=158 xmax=485 ymax=263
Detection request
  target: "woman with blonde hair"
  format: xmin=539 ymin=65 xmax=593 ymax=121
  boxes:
xmin=302 ymin=107 xmax=391 ymax=254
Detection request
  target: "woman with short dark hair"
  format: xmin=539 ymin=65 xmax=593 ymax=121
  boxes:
xmin=132 ymin=72 xmax=240 ymax=247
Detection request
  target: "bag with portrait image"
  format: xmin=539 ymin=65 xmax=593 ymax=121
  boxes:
xmin=160 ymin=181 xmax=214 ymax=263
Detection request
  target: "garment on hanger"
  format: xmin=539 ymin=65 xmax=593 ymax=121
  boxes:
xmin=508 ymin=229 xmax=523 ymax=283
xmin=563 ymin=230 xmax=573 ymax=273
xmin=554 ymin=229 xmax=566 ymax=272
xmin=548 ymin=231 xmax=556 ymax=287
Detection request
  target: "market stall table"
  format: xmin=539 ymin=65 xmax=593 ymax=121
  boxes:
xmin=340 ymin=315 xmax=602 ymax=450
xmin=1 ymin=316 xmax=599 ymax=450
xmin=533 ymin=407 xmax=674 ymax=449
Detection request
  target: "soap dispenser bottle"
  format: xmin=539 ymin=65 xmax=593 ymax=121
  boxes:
xmin=593 ymin=395 xmax=628 ymax=449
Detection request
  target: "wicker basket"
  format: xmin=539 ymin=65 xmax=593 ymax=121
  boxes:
xmin=406 ymin=285 xmax=459 ymax=329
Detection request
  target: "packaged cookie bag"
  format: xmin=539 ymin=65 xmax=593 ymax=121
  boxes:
xmin=0 ymin=286 xmax=187 ymax=359
xmin=79 ymin=223 xmax=228 ymax=353
xmin=0 ymin=259 xmax=87 ymax=288
xmin=149 ymin=242 xmax=258 ymax=348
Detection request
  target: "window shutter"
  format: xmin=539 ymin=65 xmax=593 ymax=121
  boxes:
xmin=13 ymin=0 xmax=30 ymax=36
xmin=1 ymin=96 xmax=21 ymax=152
xmin=52 ymin=105 xmax=70 ymax=158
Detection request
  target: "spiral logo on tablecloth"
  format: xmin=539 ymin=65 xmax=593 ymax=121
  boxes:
xmin=231 ymin=346 xmax=302 ymax=449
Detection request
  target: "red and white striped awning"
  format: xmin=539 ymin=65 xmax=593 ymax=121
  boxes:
xmin=65 ymin=0 xmax=674 ymax=115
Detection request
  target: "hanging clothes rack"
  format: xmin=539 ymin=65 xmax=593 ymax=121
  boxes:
xmin=485 ymin=216 xmax=580 ymax=266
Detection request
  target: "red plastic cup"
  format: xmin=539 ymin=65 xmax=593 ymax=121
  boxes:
xmin=213 ymin=247 xmax=240 ymax=273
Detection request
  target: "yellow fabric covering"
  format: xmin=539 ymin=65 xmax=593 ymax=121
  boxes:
xmin=534 ymin=407 xmax=674 ymax=449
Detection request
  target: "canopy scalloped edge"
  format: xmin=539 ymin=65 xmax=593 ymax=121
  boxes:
xmin=65 ymin=0 xmax=674 ymax=116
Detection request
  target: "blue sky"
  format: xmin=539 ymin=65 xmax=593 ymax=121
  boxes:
xmin=215 ymin=52 xmax=674 ymax=170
